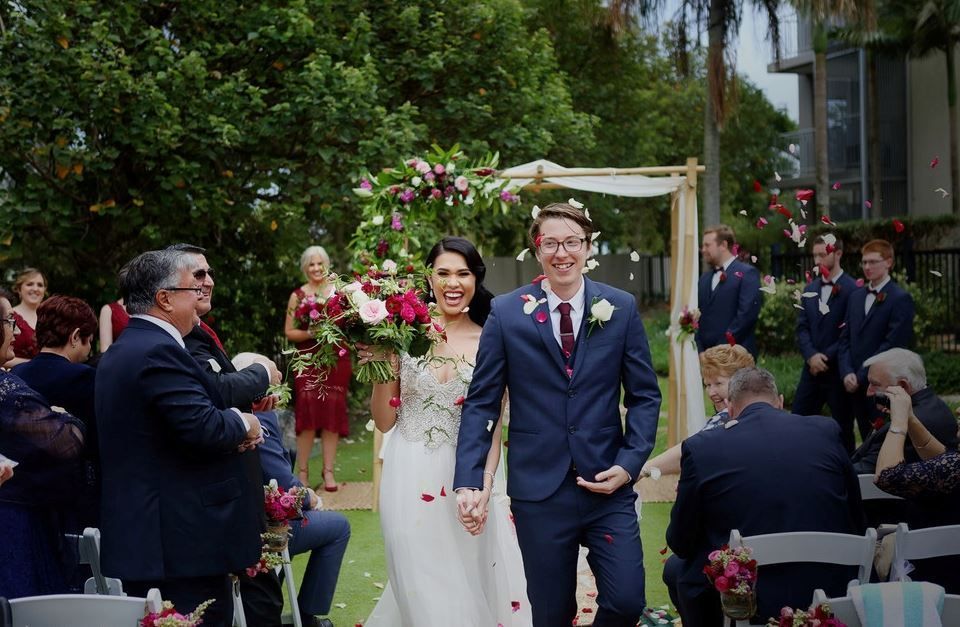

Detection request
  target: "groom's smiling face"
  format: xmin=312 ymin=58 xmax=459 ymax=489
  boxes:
xmin=535 ymin=217 xmax=590 ymax=299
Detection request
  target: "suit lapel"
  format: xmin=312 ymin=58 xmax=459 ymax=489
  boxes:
xmin=530 ymin=286 xmax=567 ymax=376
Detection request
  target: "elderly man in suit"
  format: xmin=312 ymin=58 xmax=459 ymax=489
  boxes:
xmin=695 ymin=224 xmax=761 ymax=357
xmin=96 ymin=249 xmax=263 ymax=626
xmin=838 ymin=239 xmax=915 ymax=442
xmin=455 ymin=201 xmax=662 ymax=627
xmin=792 ymin=235 xmax=859 ymax=451
xmin=665 ymin=367 xmax=866 ymax=626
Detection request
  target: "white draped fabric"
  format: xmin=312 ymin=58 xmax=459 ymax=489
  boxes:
xmin=499 ymin=159 xmax=689 ymax=198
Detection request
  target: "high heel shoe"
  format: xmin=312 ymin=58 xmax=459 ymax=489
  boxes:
xmin=298 ymin=466 xmax=310 ymax=487
xmin=322 ymin=468 xmax=339 ymax=493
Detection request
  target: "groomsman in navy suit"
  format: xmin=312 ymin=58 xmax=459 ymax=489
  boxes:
xmin=695 ymin=225 xmax=761 ymax=357
xmin=838 ymin=239 xmax=915 ymax=441
xmin=454 ymin=202 xmax=661 ymax=627
xmin=792 ymin=235 xmax=858 ymax=452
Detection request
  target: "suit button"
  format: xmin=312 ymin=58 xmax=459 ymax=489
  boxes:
xmin=568 ymin=389 xmax=576 ymax=398
xmin=568 ymin=426 xmax=577 ymax=434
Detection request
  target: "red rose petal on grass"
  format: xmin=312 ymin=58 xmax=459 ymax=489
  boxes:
xmin=389 ymin=397 xmax=402 ymax=408
xmin=420 ymin=493 xmax=435 ymax=502
xmin=931 ymin=156 xmax=940 ymax=169
xmin=752 ymin=179 xmax=762 ymax=193
xmin=725 ymin=331 xmax=736 ymax=346
xmin=453 ymin=395 xmax=465 ymax=406
xmin=440 ymin=486 xmax=447 ymax=497
xmin=604 ymin=534 xmax=614 ymax=544
xmin=535 ymin=311 xmax=548 ymax=324
xmin=893 ymin=218 xmax=905 ymax=233
xmin=855 ymin=279 xmax=865 ymax=287
xmin=659 ymin=545 xmax=669 ymax=555
xmin=511 ymin=601 xmax=521 ymax=613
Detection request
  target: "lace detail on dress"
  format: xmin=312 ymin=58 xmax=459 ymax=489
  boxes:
xmin=395 ymin=353 xmax=473 ymax=449
xmin=876 ymin=451 xmax=960 ymax=499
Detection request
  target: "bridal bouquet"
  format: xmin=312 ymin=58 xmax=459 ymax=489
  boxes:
xmin=291 ymin=263 xmax=444 ymax=384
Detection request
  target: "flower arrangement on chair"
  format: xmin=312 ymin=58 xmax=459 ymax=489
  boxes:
xmin=140 ymin=599 xmax=214 ymax=627
xmin=703 ymin=544 xmax=758 ymax=619
xmin=261 ymin=479 xmax=307 ymax=552
xmin=767 ymin=602 xmax=847 ymax=626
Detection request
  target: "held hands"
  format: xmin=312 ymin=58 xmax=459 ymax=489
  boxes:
xmin=807 ymin=353 xmax=829 ymax=375
xmin=843 ymin=373 xmax=859 ymax=393
xmin=456 ymin=487 xmax=491 ymax=536
xmin=576 ymin=464 xmax=631 ymax=495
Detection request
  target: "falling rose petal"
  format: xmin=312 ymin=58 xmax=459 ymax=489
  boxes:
xmin=936 ymin=187 xmax=949 ymax=198
xmin=795 ymin=188 xmax=815 ymax=203
xmin=568 ymin=198 xmax=584 ymax=209
xmin=800 ymin=207 xmax=808 ymax=219
xmin=516 ymin=248 xmax=530 ymax=262
xmin=734 ymin=271 xmax=744 ymax=279
xmin=786 ymin=278 xmax=796 ymax=285
xmin=819 ymin=265 xmax=830 ymax=278
xmin=629 ymin=272 xmax=634 ymax=280
xmin=334 ymin=603 xmax=346 ymax=609
xmin=389 ymin=397 xmax=402 ymax=408
xmin=535 ymin=234 xmax=543 ymax=248
xmin=788 ymin=143 xmax=797 ymax=154
xmin=793 ymin=303 xmax=804 ymax=310
xmin=892 ymin=218 xmax=905 ymax=233
xmin=931 ymin=156 xmax=940 ymax=168
xmin=338 ymin=347 xmax=348 ymax=358
xmin=531 ymin=205 xmax=541 ymax=219
xmin=755 ymin=217 xmax=768 ymax=229
xmin=511 ymin=601 xmax=521 ymax=613
xmin=783 ymin=229 xmax=792 ymax=239
xmin=930 ymin=270 xmax=943 ymax=277
xmin=798 ymin=224 xmax=807 ymax=234
xmin=535 ymin=311 xmax=548 ymax=324
xmin=630 ymin=250 xmax=640 ymax=262
xmin=604 ymin=534 xmax=614 ymax=544
xmin=855 ymin=278 xmax=865 ymax=287
xmin=420 ymin=493 xmax=435 ymax=502
xmin=453 ymin=395 xmax=465 ymax=406
xmin=872 ymin=418 xmax=884 ymax=431
xmin=820 ymin=215 xmax=835 ymax=226
xmin=752 ymin=179 xmax=762 ymax=193
xmin=775 ymin=171 xmax=782 ymax=182
xmin=739 ymin=209 xmax=748 ymax=216
xmin=865 ymin=200 xmax=873 ymax=209
xmin=659 ymin=546 xmax=669 ymax=555
xmin=750 ymin=255 xmax=758 ymax=263
xmin=725 ymin=331 xmax=736 ymax=346
xmin=565 ymin=366 xmax=574 ymax=378
xmin=591 ymin=231 xmax=601 ymax=241
xmin=832 ymin=181 xmax=841 ymax=191
xmin=581 ymin=608 xmax=593 ymax=614
xmin=440 ymin=486 xmax=447 ymax=496
xmin=365 ymin=419 xmax=375 ymax=432
xmin=825 ymin=244 xmax=835 ymax=254
xmin=802 ymin=291 xmax=818 ymax=298
xmin=531 ymin=273 xmax=547 ymax=284
xmin=486 ymin=419 xmax=494 ymax=432
xmin=731 ymin=244 xmax=740 ymax=256
xmin=776 ymin=205 xmax=793 ymax=220
xmin=584 ymin=208 xmax=591 ymax=221
xmin=812 ymin=265 xmax=820 ymax=275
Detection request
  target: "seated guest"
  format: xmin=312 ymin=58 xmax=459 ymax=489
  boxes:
xmin=665 ymin=367 xmax=865 ymax=626
xmin=642 ymin=344 xmax=754 ymax=476
xmin=851 ymin=349 xmax=958 ymax=474
xmin=875 ymin=385 xmax=960 ymax=592
xmin=0 ymin=292 xmax=86 ymax=598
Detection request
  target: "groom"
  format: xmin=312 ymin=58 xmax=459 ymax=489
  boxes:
xmin=454 ymin=202 xmax=662 ymax=626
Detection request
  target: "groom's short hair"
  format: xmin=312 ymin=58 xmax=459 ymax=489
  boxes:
xmin=528 ymin=202 xmax=593 ymax=248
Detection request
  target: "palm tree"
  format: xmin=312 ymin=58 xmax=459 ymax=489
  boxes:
xmin=612 ymin=0 xmax=784 ymax=228
xmin=791 ymin=1 xmax=860 ymax=218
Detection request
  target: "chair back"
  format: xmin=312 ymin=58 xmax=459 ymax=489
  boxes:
xmin=728 ymin=528 xmax=877 ymax=626
xmin=64 ymin=527 xmax=124 ymax=595
xmin=943 ymin=594 xmax=960 ymax=624
xmin=8 ymin=588 xmax=161 ymax=627
xmin=811 ymin=588 xmax=863 ymax=627
xmin=893 ymin=523 xmax=960 ymax=567
xmin=858 ymin=474 xmax=904 ymax=501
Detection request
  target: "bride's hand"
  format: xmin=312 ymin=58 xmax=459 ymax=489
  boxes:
xmin=356 ymin=343 xmax=396 ymax=367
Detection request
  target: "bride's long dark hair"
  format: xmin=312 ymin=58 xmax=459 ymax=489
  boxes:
xmin=425 ymin=236 xmax=494 ymax=327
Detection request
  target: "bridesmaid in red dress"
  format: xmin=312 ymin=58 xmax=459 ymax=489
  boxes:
xmin=98 ymin=298 xmax=129 ymax=351
xmin=6 ymin=268 xmax=47 ymax=367
xmin=284 ymin=245 xmax=351 ymax=492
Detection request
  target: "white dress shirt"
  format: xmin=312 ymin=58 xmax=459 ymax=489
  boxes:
xmin=710 ymin=256 xmax=736 ymax=291
xmin=820 ymin=269 xmax=844 ymax=305
xmin=864 ymin=275 xmax=891 ymax=315
xmin=546 ymin=279 xmax=586 ymax=348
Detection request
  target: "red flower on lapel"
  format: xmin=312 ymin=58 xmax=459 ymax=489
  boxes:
xmin=831 ymin=284 xmax=840 ymax=296
xmin=875 ymin=291 xmax=887 ymax=304
xmin=718 ymin=271 xmax=727 ymax=284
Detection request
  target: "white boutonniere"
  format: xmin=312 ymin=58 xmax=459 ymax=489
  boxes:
xmin=587 ymin=297 xmax=615 ymax=336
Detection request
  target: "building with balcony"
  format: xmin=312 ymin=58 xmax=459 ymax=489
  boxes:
xmin=769 ymin=16 xmax=954 ymax=221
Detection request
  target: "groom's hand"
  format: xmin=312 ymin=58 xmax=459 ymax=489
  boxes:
xmin=576 ymin=465 xmax=630 ymax=495
xmin=456 ymin=488 xmax=486 ymax=534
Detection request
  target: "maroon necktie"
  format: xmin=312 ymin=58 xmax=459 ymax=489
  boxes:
xmin=199 ymin=320 xmax=225 ymax=354
xmin=558 ymin=302 xmax=574 ymax=360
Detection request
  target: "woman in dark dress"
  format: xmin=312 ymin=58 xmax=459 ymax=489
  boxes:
xmin=284 ymin=245 xmax=351 ymax=492
xmin=0 ymin=293 xmax=86 ymax=598
xmin=6 ymin=267 xmax=47 ymax=367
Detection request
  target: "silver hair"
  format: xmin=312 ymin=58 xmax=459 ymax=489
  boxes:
xmin=121 ymin=249 xmax=198 ymax=315
xmin=299 ymin=245 xmax=330 ymax=275
xmin=726 ymin=367 xmax=779 ymax=405
xmin=863 ymin=348 xmax=927 ymax=390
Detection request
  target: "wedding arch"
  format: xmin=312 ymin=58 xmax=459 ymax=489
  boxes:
xmin=498 ymin=158 xmax=707 ymax=447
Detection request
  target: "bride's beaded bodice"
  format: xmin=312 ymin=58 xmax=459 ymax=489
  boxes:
xmin=396 ymin=353 xmax=473 ymax=448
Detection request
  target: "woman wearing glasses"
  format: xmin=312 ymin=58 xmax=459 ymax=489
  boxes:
xmin=5 ymin=268 xmax=47 ymax=367
xmin=284 ymin=245 xmax=352 ymax=492
xmin=0 ymin=291 xmax=86 ymax=598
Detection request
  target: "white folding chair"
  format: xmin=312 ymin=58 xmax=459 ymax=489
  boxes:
xmin=232 ymin=574 xmax=247 ymax=627
xmin=8 ymin=588 xmax=162 ymax=627
xmin=811 ymin=588 xmax=863 ymax=627
xmin=728 ymin=528 xmax=877 ymax=626
xmin=63 ymin=527 xmax=124 ymax=595
xmin=233 ymin=547 xmax=302 ymax=627
xmin=857 ymin=474 xmax=904 ymax=501
xmin=943 ymin=594 xmax=960 ymax=624
xmin=892 ymin=523 xmax=960 ymax=582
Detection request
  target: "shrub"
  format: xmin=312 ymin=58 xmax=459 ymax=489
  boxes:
xmin=757 ymin=352 xmax=804 ymax=408
xmin=756 ymin=279 xmax=802 ymax=356
xmin=924 ymin=352 xmax=960 ymax=395
xmin=643 ymin=308 xmax=672 ymax=377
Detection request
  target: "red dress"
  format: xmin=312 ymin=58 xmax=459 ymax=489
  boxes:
xmin=108 ymin=301 xmax=130 ymax=341
xmin=292 ymin=288 xmax=351 ymax=436
xmin=10 ymin=311 xmax=38 ymax=359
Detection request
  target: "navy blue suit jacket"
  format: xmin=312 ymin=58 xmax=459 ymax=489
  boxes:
xmin=95 ymin=317 xmax=262 ymax=581
xmin=838 ymin=281 xmax=915 ymax=385
xmin=667 ymin=403 xmax=866 ymax=619
xmin=453 ymin=277 xmax=661 ymax=502
xmin=184 ymin=325 xmax=268 ymax=412
xmin=795 ymin=272 xmax=858 ymax=363
xmin=256 ymin=410 xmax=301 ymax=491
xmin=696 ymin=259 xmax=762 ymax=355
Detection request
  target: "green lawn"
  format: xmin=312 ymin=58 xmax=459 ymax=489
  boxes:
xmin=293 ymin=384 xmax=676 ymax=625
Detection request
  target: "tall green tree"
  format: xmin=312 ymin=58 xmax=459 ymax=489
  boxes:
xmin=0 ymin=0 xmax=593 ymax=351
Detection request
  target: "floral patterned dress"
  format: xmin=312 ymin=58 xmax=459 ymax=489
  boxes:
xmin=365 ymin=354 xmax=531 ymax=627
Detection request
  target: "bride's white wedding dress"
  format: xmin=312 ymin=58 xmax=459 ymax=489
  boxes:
xmin=365 ymin=354 xmax=532 ymax=627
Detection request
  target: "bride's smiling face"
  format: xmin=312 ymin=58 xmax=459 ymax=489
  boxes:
xmin=429 ymin=252 xmax=475 ymax=317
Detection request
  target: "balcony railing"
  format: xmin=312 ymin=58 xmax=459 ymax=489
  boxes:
xmin=779 ymin=128 xmax=814 ymax=179
xmin=773 ymin=16 xmax=814 ymax=63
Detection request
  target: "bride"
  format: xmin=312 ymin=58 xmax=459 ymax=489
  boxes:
xmin=361 ymin=236 xmax=531 ymax=626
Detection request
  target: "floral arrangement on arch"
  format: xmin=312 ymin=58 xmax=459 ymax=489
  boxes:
xmin=767 ymin=603 xmax=846 ymax=626
xmin=140 ymin=599 xmax=213 ymax=627
xmin=349 ymin=144 xmax=521 ymax=269
xmin=703 ymin=544 xmax=758 ymax=597
xmin=289 ymin=263 xmax=445 ymax=384
xmin=673 ymin=305 xmax=701 ymax=344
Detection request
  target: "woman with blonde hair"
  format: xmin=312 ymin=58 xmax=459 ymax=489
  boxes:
xmin=284 ymin=245 xmax=352 ymax=492
xmin=6 ymin=268 xmax=47 ymax=367
xmin=641 ymin=344 xmax=755 ymax=477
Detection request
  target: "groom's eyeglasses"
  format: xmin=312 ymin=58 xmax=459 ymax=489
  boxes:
xmin=539 ymin=237 xmax=587 ymax=254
